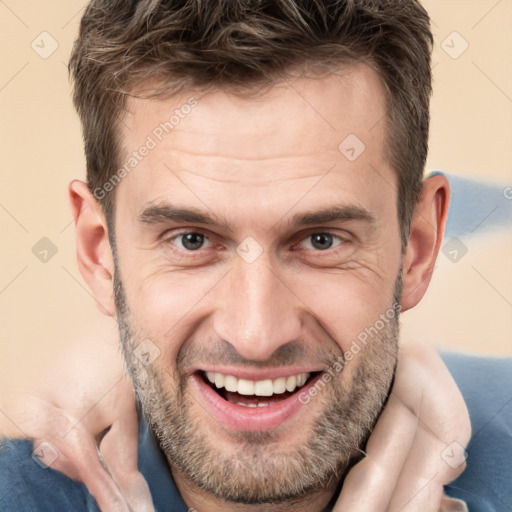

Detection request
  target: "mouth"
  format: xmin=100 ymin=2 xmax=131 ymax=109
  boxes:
xmin=201 ymin=370 xmax=317 ymax=407
xmin=192 ymin=369 xmax=323 ymax=431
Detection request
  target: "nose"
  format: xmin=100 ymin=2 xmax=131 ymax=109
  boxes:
xmin=213 ymin=254 xmax=304 ymax=362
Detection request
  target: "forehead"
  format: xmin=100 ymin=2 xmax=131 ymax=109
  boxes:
xmin=123 ymin=63 xmax=387 ymax=155
xmin=116 ymin=63 xmax=394 ymax=225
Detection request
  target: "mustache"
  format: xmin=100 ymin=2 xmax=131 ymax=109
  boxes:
xmin=176 ymin=338 xmax=342 ymax=370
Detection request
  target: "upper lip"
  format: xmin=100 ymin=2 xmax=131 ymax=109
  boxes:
xmin=192 ymin=367 xmax=322 ymax=381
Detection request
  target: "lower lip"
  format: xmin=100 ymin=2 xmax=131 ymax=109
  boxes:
xmin=191 ymin=373 xmax=321 ymax=431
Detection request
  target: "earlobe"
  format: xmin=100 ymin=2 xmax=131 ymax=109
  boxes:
xmin=68 ymin=180 xmax=116 ymax=317
xmin=401 ymin=174 xmax=450 ymax=312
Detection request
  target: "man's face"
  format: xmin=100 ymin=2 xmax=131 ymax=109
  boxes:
xmin=113 ymin=64 xmax=403 ymax=504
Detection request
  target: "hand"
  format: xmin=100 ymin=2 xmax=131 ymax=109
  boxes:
xmin=1 ymin=368 xmax=154 ymax=512
xmin=2 ymin=342 xmax=469 ymax=512
xmin=333 ymin=343 xmax=471 ymax=512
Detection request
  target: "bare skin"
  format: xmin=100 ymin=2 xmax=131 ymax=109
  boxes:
xmin=0 ymin=342 xmax=469 ymax=512
xmin=1 ymin=63 xmax=471 ymax=511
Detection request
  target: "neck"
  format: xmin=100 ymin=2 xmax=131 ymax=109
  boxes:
xmin=172 ymin=466 xmax=341 ymax=512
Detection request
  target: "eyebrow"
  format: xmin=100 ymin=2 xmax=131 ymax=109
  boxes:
xmin=286 ymin=205 xmax=375 ymax=228
xmin=138 ymin=203 xmax=375 ymax=231
xmin=138 ymin=204 xmax=234 ymax=232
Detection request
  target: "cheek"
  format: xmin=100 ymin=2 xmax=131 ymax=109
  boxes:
xmin=120 ymin=266 xmax=225 ymax=351
xmin=292 ymin=269 xmax=397 ymax=353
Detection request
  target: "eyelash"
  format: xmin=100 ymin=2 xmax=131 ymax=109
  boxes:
xmin=168 ymin=231 xmax=214 ymax=252
xmin=165 ymin=230 xmax=347 ymax=255
xmin=297 ymin=233 xmax=345 ymax=251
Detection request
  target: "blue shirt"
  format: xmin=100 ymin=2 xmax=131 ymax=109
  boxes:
xmin=1 ymin=353 xmax=511 ymax=512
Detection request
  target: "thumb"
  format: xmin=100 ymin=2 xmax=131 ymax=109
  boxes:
xmin=99 ymin=382 xmax=155 ymax=512
xmin=34 ymin=423 xmax=132 ymax=512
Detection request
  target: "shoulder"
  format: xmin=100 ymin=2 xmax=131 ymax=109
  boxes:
xmin=0 ymin=437 xmax=98 ymax=512
xmin=441 ymin=352 xmax=512 ymax=512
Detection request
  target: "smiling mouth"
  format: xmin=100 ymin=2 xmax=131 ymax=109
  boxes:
xmin=200 ymin=370 xmax=319 ymax=407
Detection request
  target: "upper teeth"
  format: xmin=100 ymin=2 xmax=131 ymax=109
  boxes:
xmin=205 ymin=372 xmax=310 ymax=396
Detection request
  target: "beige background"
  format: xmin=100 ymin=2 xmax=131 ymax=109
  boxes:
xmin=0 ymin=1 xmax=511 ymax=399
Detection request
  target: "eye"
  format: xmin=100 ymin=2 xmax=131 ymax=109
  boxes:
xmin=170 ymin=232 xmax=211 ymax=251
xmin=299 ymin=232 xmax=344 ymax=251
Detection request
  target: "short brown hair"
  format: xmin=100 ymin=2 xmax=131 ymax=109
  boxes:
xmin=69 ymin=0 xmax=433 ymax=247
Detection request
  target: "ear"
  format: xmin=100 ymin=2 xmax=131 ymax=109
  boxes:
xmin=401 ymin=174 xmax=450 ymax=312
xmin=68 ymin=180 xmax=116 ymax=317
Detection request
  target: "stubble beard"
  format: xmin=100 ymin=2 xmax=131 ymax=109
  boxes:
xmin=114 ymin=266 xmax=401 ymax=505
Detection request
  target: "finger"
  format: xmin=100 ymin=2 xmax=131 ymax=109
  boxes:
xmin=439 ymin=496 xmax=469 ymax=512
xmin=334 ymin=343 xmax=471 ymax=512
xmin=333 ymin=393 xmax=420 ymax=511
xmin=1 ymin=378 xmax=137 ymax=512
xmin=11 ymin=395 xmax=132 ymax=512
xmin=386 ymin=352 xmax=470 ymax=512
xmin=100 ymin=382 xmax=155 ymax=512
xmin=385 ymin=425 xmax=465 ymax=512
xmin=32 ymin=424 xmax=132 ymax=512
xmin=334 ymin=342 xmax=433 ymax=512
xmin=396 ymin=345 xmax=471 ymax=445
xmin=101 ymin=419 xmax=155 ymax=512
xmin=66 ymin=443 xmax=132 ymax=512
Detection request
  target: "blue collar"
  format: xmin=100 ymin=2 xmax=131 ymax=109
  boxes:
xmin=137 ymin=410 xmax=189 ymax=512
